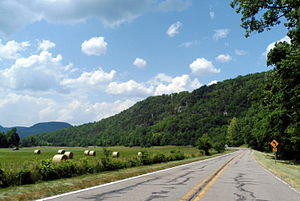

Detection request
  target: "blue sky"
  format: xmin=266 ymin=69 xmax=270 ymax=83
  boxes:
xmin=0 ymin=0 xmax=289 ymax=127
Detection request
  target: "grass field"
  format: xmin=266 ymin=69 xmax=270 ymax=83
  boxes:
xmin=253 ymin=150 xmax=300 ymax=191
xmin=0 ymin=148 xmax=234 ymax=201
xmin=0 ymin=146 xmax=201 ymax=171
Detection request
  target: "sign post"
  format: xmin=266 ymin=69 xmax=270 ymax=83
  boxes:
xmin=270 ymin=140 xmax=279 ymax=162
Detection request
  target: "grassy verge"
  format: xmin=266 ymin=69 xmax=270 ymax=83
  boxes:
xmin=253 ymin=150 xmax=300 ymax=191
xmin=0 ymin=150 xmax=235 ymax=201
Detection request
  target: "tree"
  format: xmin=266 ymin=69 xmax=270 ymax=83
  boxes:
xmin=231 ymin=0 xmax=300 ymax=159
xmin=196 ymin=134 xmax=212 ymax=155
xmin=230 ymin=0 xmax=300 ymax=37
xmin=6 ymin=128 xmax=20 ymax=147
xmin=227 ymin=117 xmax=242 ymax=146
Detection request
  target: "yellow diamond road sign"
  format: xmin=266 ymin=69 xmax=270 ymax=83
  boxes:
xmin=270 ymin=139 xmax=279 ymax=148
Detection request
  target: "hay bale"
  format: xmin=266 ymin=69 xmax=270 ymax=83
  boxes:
xmin=88 ymin=150 xmax=96 ymax=156
xmin=112 ymin=151 xmax=120 ymax=158
xmin=64 ymin=151 xmax=73 ymax=159
xmin=84 ymin=150 xmax=90 ymax=155
xmin=137 ymin=152 xmax=142 ymax=157
xmin=52 ymin=154 xmax=67 ymax=163
xmin=34 ymin=149 xmax=41 ymax=154
xmin=58 ymin=149 xmax=65 ymax=154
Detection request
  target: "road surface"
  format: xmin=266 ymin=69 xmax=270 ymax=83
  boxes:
xmin=39 ymin=149 xmax=300 ymax=201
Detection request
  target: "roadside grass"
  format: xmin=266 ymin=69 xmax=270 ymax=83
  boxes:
xmin=253 ymin=150 xmax=300 ymax=191
xmin=0 ymin=149 xmax=235 ymax=201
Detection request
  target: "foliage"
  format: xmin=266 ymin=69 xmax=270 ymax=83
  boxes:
xmin=232 ymin=0 xmax=300 ymax=159
xmin=0 ymin=148 xmax=188 ymax=188
xmin=0 ymin=128 xmax=20 ymax=148
xmin=196 ymin=134 xmax=212 ymax=155
xmin=227 ymin=117 xmax=242 ymax=146
xmin=22 ymin=73 xmax=266 ymax=149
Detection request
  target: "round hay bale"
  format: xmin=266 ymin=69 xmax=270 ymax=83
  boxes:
xmin=58 ymin=149 xmax=65 ymax=154
xmin=84 ymin=150 xmax=90 ymax=155
xmin=52 ymin=154 xmax=67 ymax=163
xmin=88 ymin=150 xmax=96 ymax=156
xmin=112 ymin=151 xmax=120 ymax=158
xmin=137 ymin=152 xmax=142 ymax=157
xmin=34 ymin=149 xmax=41 ymax=154
xmin=64 ymin=151 xmax=73 ymax=159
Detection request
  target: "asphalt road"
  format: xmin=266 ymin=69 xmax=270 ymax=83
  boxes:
xmin=39 ymin=149 xmax=300 ymax=201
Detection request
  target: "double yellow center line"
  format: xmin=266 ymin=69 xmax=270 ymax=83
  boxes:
xmin=179 ymin=151 xmax=244 ymax=201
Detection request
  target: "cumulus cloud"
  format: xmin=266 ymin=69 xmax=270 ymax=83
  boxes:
xmin=0 ymin=51 xmax=70 ymax=91
xmin=154 ymin=74 xmax=201 ymax=95
xmin=133 ymin=57 xmax=147 ymax=68
xmin=207 ymin=80 xmax=218 ymax=86
xmin=61 ymin=68 xmax=116 ymax=88
xmin=0 ymin=39 xmax=30 ymax=59
xmin=37 ymin=40 xmax=56 ymax=51
xmin=0 ymin=92 xmax=137 ymax=126
xmin=166 ymin=21 xmax=182 ymax=37
xmin=106 ymin=80 xmax=153 ymax=97
xmin=263 ymin=36 xmax=291 ymax=56
xmin=158 ymin=0 xmax=192 ymax=12
xmin=81 ymin=36 xmax=107 ymax=56
xmin=189 ymin=58 xmax=220 ymax=75
xmin=213 ymin=29 xmax=230 ymax=40
xmin=215 ymin=54 xmax=232 ymax=63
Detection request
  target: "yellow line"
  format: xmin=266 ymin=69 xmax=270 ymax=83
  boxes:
xmin=178 ymin=167 xmax=219 ymax=201
xmin=179 ymin=151 xmax=245 ymax=201
xmin=192 ymin=156 xmax=236 ymax=201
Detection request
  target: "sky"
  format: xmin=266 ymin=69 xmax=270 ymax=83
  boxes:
xmin=0 ymin=0 xmax=289 ymax=127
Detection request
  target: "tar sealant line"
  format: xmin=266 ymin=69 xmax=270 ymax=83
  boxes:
xmin=251 ymin=151 xmax=300 ymax=195
xmin=36 ymin=150 xmax=239 ymax=201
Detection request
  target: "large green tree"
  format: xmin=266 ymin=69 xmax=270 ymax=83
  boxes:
xmin=231 ymin=0 xmax=300 ymax=159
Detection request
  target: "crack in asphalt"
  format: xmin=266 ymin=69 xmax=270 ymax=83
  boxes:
xmin=234 ymin=173 xmax=256 ymax=201
xmin=78 ymin=176 xmax=160 ymax=200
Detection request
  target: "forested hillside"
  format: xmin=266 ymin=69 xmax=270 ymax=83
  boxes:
xmin=22 ymin=72 xmax=265 ymax=148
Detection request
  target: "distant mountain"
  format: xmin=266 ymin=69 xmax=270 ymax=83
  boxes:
xmin=0 ymin=122 xmax=72 ymax=138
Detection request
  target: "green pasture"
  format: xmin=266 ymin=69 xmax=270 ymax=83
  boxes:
xmin=0 ymin=146 xmax=200 ymax=171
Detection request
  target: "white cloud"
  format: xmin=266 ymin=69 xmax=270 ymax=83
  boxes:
xmin=207 ymin=80 xmax=218 ymax=86
xmin=106 ymin=80 xmax=153 ymax=97
xmin=263 ymin=36 xmax=291 ymax=56
xmin=189 ymin=58 xmax=220 ymax=75
xmin=0 ymin=51 xmax=70 ymax=91
xmin=215 ymin=54 xmax=232 ymax=63
xmin=209 ymin=11 xmax=215 ymax=19
xmin=154 ymin=74 xmax=201 ymax=95
xmin=213 ymin=29 xmax=230 ymax=40
xmin=133 ymin=58 xmax=147 ymax=68
xmin=0 ymin=39 xmax=30 ymax=59
xmin=179 ymin=41 xmax=198 ymax=48
xmin=158 ymin=0 xmax=192 ymax=12
xmin=235 ymin=49 xmax=247 ymax=56
xmin=61 ymin=68 xmax=116 ymax=88
xmin=81 ymin=36 xmax=107 ymax=56
xmin=37 ymin=40 xmax=56 ymax=51
xmin=166 ymin=21 xmax=182 ymax=37
xmin=0 ymin=92 xmax=137 ymax=126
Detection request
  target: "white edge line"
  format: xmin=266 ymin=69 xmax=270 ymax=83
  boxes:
xmin=36 ymin=151 xmax=238 ymax=200
xmin=251 ymin=150 xmax=300 ymax=195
